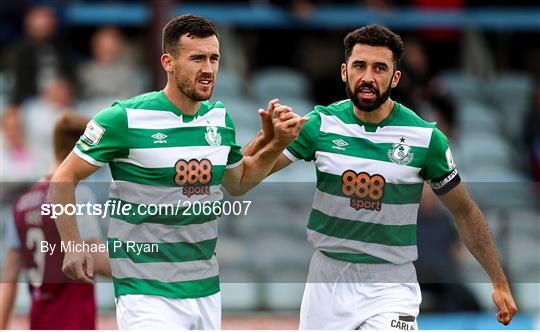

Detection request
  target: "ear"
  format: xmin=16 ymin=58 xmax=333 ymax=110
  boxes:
xmin=161 ymin=53 xmax=174 ymax=73
xmin=391 ymin=70 xmax=401 ymax=88
xmin=341 ymin=63 xmax=347 ymax=83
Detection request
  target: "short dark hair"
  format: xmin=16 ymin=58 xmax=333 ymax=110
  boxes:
xmin=54 ymin=111 xmax=89 ymax=161
xmin=344 ymin=25 xmax=404 ymax=70
xmin=162 ymin=14 xmax=219 ymax=55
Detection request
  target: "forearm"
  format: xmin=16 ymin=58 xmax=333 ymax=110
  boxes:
xmin=236 ymin=139 xmax=286 ymax=195
xmin=51 ymin=172 xmax=82 ymax=243
xmin=0 ymin=283 xmax=17 ymax=329
xmin=242 ymin=130 xmax=272 ymax=157
xmin=93 ymin=251 xmax=112 ymax=277
xmin=453 ymin=203 xmax=508 ymax=285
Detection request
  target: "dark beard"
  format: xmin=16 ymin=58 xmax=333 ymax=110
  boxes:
xmin=174 ymin=70 xmax=212 ymax=102
xmin=346 ymin=77 xmax=393 ymax=113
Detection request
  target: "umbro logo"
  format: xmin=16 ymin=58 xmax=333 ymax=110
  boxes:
xmin=331 ymin=139 xmax=348 ymax=151
xmin=152 ymin=133 xmax=168 ymax=144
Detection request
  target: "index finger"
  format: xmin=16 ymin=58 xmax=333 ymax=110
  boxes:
xmin=267 ymin=99 xmax=280 ymax=117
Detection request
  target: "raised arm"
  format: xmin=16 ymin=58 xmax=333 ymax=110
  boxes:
xmin=241 ymin=99 xmax=279 ymax=157
xmin=438 ymin=183 xmax=517 ymax=325
xmin=222 ymin=104 xmax=307 ymax=196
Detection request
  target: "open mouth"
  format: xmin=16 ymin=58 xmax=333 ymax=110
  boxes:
xmin=198 ymin=79 xmax=213 ymax=87
xmin=358 ymin=87 xmax=377 ymax=99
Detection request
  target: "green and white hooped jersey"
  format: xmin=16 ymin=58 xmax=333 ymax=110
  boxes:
xmin=284 ymin=99 xmax=458 ymax=265
xmin=74 ymin=91 xmax=243 ymax=298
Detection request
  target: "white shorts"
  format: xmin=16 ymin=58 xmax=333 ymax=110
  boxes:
xmin=116 ymin=292 xmax=221 ymax=329
xmin=299 ymin=250 xmax=422 ymax=330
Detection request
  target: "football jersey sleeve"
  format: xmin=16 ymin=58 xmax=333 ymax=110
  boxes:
xmin=421 ymin=127 xmax=460 ymax=195
xmin=73 ymin=103 xmax=129 ymax=167
xmin=284 ymin=109 xmax=321 ymax=162
xmin=225 ymin=112 xmax=243 ymax=169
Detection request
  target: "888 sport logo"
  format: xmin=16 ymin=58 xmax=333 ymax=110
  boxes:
xmin=174 ymin=158 xmax=212 ymax=197
xmin=341 ymin=170 xmax=386 ymax=211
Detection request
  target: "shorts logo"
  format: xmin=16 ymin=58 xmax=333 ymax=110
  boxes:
xmin=341 ymin=171 xmax=386 ymax=211
xmin=82 ymin=120 xmax=105 ymax=145
xmin=205 ymin=126 xmax=221 ymax=147
xmin=388 ymin=137 xmax=414 ymax=165
xmin=174 ymin=158 xmax=212 ymax=197
xmin=390 ymin=315 xmax=416 ymax=330
xmin=151 ymin=132 xmax=168 ymax=144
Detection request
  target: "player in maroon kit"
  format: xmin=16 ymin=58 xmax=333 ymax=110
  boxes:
xmin=0 ymin=112 xmax=111 ymax=329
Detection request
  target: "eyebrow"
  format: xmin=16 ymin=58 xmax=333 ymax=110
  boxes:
xmin=189 ymin=53 xmax=220 ymax=59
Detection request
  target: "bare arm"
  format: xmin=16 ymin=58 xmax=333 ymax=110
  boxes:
xmin=270 ymin=154 xmax=293 ymax=175
xmin=242 ymin=130 xmax=271 ymax=157
xmin=439 ymin=183 xmax=517 ymax=325
xmin=83 ymin=238 xmax=112 ymax=278
xmin=0 ymin=249 xmax=23 ymax=329
xmin=51 ymin=152 xmax=100 ymax=284
xmin=242 ymin=99 xmax=279 ymax=157
xmin=222 ymin=106 xmax=306 ymax=196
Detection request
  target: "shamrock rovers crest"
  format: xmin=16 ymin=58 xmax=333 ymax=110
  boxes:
xmin=205 ymin=126 xmax=221 ymax=147
xmin=387 ymin=137 xmax=414 ymax=165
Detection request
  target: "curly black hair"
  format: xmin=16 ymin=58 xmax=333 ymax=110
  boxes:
xmin=344 ymin=25 xmax=404 ymax=70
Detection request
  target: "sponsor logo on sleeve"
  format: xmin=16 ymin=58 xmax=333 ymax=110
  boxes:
xmin=446 ymin=148 xmax=456 ymax=170
xmin=82 ymin=120 xmax=105 ymax=146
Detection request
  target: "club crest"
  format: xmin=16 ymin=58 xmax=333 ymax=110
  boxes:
xmin=387 ymin=137 xmax=414 ymax=165
xmin=205 ymin=126 xmax=221 ymax=147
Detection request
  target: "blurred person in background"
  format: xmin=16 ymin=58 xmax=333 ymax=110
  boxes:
xmin=0 ymin=109 xmax=33 ymax=181
xmin=393 ymin=37 xmax=456 ymax=138
xmin=0 ymin=112 xmax=110 ymax=330
xmin=21 ymin=77 xmax=77 ymax=177
xmin=3 ymin=5 xmax=76 ymax=177
xmin=415 ymin=184 xmax=481 ymax=312
xmin=7 ymin=5 xmax=75 ymax=107
xmin=78 ymin=27 xmax=143 ymax=108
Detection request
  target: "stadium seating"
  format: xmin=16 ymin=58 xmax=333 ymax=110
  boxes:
xmin=251 ymin=67 xmax=311 ymax=103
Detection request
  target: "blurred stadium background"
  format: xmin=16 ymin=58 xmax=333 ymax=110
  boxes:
xmin=1 ymin=0 xmax=539 ymax=329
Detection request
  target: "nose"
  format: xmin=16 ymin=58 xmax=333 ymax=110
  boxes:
xmin=361 ymin=69 xmax=374 ymax=84
xmin=201 ymin=59 xmax=213 ymax=74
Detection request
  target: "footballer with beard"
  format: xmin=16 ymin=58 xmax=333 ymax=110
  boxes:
xmin=265 ymin=25 xmax=517 ymax=330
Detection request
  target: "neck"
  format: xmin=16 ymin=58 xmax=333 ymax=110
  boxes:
xmin=353 ymin=98 xmax=394 ymax=124
xmin=163 ymin=81 xmax=200 ymax=115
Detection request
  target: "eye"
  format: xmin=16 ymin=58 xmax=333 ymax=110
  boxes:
xmin=375 ymin=65 xmax=386 ymax=72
